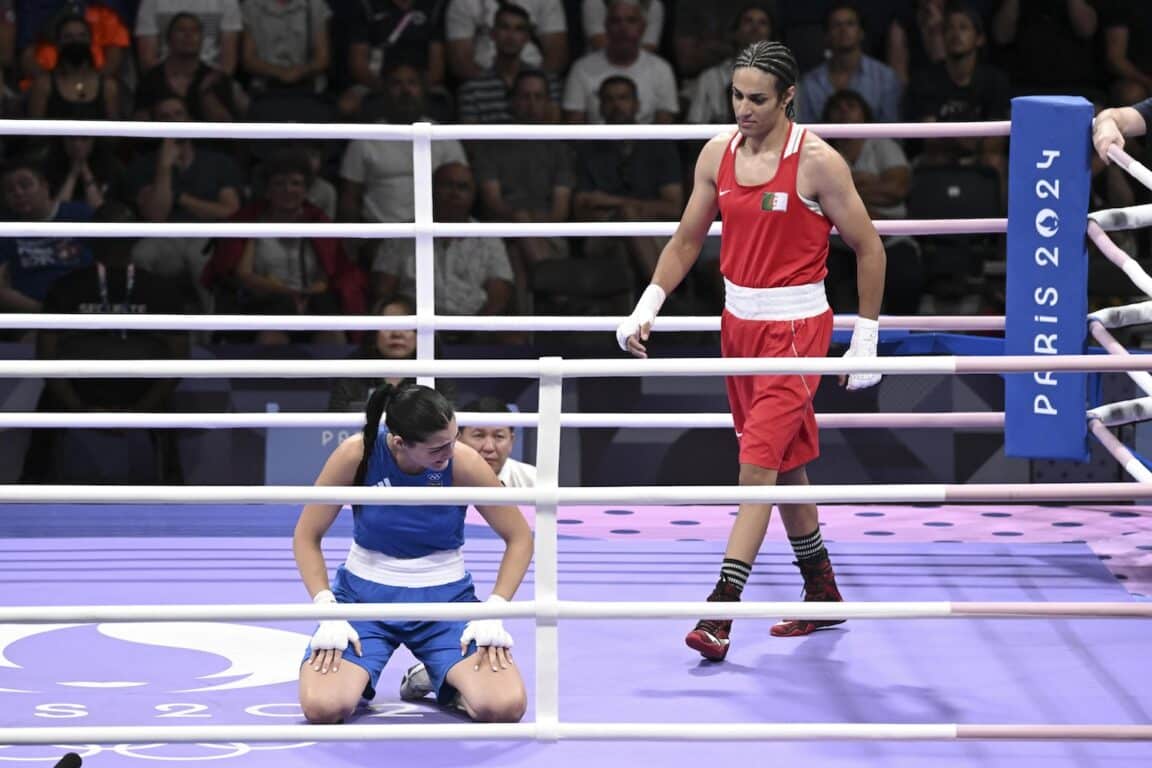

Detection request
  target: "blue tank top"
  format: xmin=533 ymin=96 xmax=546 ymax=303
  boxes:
xmin=353 ymin=431 xmax=466 ymax=558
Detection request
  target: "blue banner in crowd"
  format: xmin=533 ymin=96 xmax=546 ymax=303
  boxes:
xmin=1004 ymin=96 xmax=1092 ymax=460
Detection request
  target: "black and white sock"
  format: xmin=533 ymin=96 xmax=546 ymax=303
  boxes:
xmin=788 ymin=527 xmax=827 ymax=563
xmin=719 ymin=557 xmax=752 ymax=593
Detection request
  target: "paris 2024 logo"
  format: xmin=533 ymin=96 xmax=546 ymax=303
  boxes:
xmin=0 ymin=623 xmax=424 ymax=763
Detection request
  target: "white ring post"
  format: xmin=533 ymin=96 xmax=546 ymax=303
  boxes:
xmin=413 ymin=121 xmax=435 ymax=388
xmin=534 ymin=357 xmax=563 ymax=739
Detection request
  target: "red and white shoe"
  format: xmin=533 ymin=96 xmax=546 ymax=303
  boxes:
xmin=771 ymin=555 xmax=846 ymax=638
xmin=685 ymin=579 xmax=742 ymax=661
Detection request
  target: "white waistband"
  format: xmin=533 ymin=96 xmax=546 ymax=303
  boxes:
xmin=724 ymin=279 xmax=829 ymax=321
xmin=344 ymin=542 xmax=466 ymax=587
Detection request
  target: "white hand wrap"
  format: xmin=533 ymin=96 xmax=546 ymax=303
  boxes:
xmin=843 ymin=317 xmax=881 ymax=391
xmin=616 ymin=284 xmax=666 ymax=352
xmin=460 ymin=595 xmax=514 ymax=650
xmin=309 ymin=589 xmax=359 ymax=652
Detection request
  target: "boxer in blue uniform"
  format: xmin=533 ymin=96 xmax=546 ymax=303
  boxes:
xmin=294 ymin=383 xmax=532 ymax=723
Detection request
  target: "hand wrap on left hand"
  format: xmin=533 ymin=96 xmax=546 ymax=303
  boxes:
xmin=842 ymin=317 xmax=881 ymax=391
xmin=460 ymin=595 xmax=514 ymax=652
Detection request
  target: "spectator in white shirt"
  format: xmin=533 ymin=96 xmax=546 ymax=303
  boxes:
xmin=338 ymin=63 xmax=468 ymax=225
xmin=563 ymin=0 xmax=678 ymax=123
xmin=445 ymin=0 xmax=568 ymax=81
xmin=582 ymin=0 xmax=663 ymax=52
xmin=458 ymin=397 xmax=537 ymax=487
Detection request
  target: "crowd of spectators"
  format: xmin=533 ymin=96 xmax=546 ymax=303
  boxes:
xmin=1 ymin=0 xmax=1148 ymax=325
xmin=1 ymin=0 xmax=1150 ymax=479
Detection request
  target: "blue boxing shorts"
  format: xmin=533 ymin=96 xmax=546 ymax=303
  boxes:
xmin=301 ymin=565 xmax=479 ymax=703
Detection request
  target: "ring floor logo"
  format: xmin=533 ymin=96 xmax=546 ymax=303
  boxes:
xmin=0 ymin=623 xmax=423 ymax=762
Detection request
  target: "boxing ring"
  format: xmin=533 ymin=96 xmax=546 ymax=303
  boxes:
xmin=1 ymin=105 xmax=1152 ymax=766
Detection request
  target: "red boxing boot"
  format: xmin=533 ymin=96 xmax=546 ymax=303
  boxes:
xmin=684 ymin=579 xmax=742 ymax=661
xmin=770 ymin=555 xmax=845 ymax=638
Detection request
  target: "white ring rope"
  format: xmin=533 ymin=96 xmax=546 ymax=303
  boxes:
xmin=1 ymin=722 xmax=1146 ymax=745
xmin=1088 ymin=418 xmax=1152 ymax=482
xmin=0 ymin=117 xmax=1012 ymax=142
xmin=1 ymin=355 xmax=1150 ymax=378
xmin=3 ymin=481 xmax=1152 ymax=505
xmin=1088 ymin=301 xmax=1152 ymax=329
xmin=1087 ymin=202 xmax=1152 ymax=231
xmin=1108 ymin=145 xmax=1152 ymax=193
xmin=0 ymin=218 xmax=1005 ymax=239
xmin=0 ymin=600 xmax=1147 ymax=625
xmin=1087 ymin=220 xmax=1152 ymax=298
xmin=1088 ymin=321 xmax=1152 ymax=396
xmin=0 ymin=312 xmax=1006 ymax=332
xmin=0 ymin=410 xmax=1004 ymax=430
xmin=4 ymin=117 xmax=1146 ymax=748
xmin=1087 ymin=396 xmax=1152 ymax=427
xmin=1083 ymin=155 xmax=1152 ymax=481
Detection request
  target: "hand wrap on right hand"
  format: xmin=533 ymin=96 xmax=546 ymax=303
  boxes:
xmin=615 ymin=284 xmax=666 ymax=352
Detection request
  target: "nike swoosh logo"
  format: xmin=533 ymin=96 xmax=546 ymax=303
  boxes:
xmin=719 ymin=189 xmax=732 ymax=196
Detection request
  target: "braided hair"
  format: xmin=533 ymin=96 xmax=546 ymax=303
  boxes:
xmin=354 ymin=382 xmax=456 ymax=487
xmin=732 ymin=41 xmax=799 ymax=120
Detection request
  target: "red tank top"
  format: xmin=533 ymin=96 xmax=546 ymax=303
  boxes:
xmin=717 ymin=123 xmax=831 ymax=289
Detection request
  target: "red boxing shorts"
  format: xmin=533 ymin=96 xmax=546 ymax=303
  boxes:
xmin=720 ymin=308 xmax=834 ymax=472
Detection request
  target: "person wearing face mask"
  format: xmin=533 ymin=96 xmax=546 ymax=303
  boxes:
xmin=26 ymin=12 xmax=122 ymax=119
xmin=22 ymin=3 xmax=131 ymax=83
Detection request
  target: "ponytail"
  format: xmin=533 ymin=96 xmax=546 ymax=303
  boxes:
xmin=354 ymin=382 xmax=455 ymax=487
xmin=355 ymin=383 xmax=396 ymax=487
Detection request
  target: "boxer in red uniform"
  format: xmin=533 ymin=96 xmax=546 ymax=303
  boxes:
xmin=616 ymin=41 xmax=887 ymax=661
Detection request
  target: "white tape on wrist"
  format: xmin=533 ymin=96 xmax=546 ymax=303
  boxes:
xmin=851 ymin=317 xmax=879 ymax=348
xmin=616 ymin=284 xmax=666 ymax=352
xmin=844 ymin=317 xmax=881 ymax=391
xmin=460 ymin=594 xmax=514 ymax=649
